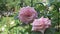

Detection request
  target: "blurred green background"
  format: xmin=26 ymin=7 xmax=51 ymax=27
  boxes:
xmin=0 ymin=0 xmax=60 ymax=34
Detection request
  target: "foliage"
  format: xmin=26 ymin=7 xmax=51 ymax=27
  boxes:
xmin=0 ymin=0 xmax=60 ymax=34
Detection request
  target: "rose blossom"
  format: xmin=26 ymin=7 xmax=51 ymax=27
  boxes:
xmin=32 ymin=16 xmax=51 ymax=34
xmin=18 ymin=6 xmax=38 ymax=24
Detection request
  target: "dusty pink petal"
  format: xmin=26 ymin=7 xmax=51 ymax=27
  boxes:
xmin=18 ymin=6 xmax=38 ymax=24
xmin=32 ymin=16 xmax=51 ymax=32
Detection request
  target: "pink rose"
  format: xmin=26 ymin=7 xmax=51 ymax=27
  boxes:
xmin=18 ymin=6 xmax=38 ymax=24
xmin=32 ymin=16 xmax=51 ymax=34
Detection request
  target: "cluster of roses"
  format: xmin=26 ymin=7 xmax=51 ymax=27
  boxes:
xmin=18 ymin=6 xmax=51 ymax=34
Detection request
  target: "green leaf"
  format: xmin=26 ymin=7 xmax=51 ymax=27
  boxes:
xmin=31 ymin=31 xmax=42 ymax=34
xmin=45 ymin=28 xmax=55 ymax=34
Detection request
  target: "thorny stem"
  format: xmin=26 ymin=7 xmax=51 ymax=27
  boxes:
xmin=20 ymin=0 xmax=24 ymax=7
xmin=31 ymin=0 xmax=33 ymax=7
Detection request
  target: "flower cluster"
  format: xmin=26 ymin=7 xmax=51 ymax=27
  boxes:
xmin=18 ymin=6 xmax=51 ymax=33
